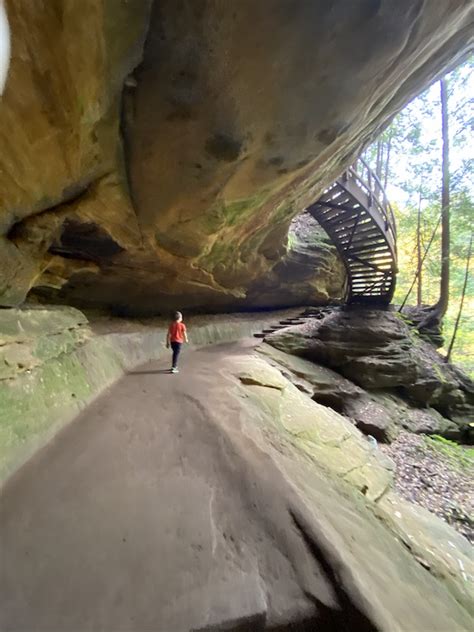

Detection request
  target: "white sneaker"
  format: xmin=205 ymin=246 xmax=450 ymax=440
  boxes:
xmin=171 ymin=367 xmax=179 ymax=374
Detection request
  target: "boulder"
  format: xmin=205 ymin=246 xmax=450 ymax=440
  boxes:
xmin=258 ymin=342 xmax=398 ymax=442
xmin=267 ymin=308 xmax=474 ymax=437
xmin=258 ymin=341 xmax=464 ymax=443
xmin=1 ymin=1 xmax=473 ymax=311
xmin=344 ymin=398 xmax=398 ymax=443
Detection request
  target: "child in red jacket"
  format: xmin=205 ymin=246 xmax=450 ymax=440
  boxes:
xmin=166 ymin=311 xmax=188 ymax=373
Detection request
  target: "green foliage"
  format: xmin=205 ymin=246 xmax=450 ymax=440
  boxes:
xmin=363 ymin=56 xmax=474 ymax=376
xmin=425 ymin=435 xmax=474 ymax=470
xmin=287 ymin=232 xmax=296 ymax=251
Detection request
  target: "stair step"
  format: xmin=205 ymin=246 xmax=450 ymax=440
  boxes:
xmin=351 ymin=277 xmax=385 ymax=283
xmin=352 ymin=254 xmax=392 ymax=269
xmin=351 ymin=263 xmax=387 ymax=270
xmin=317 ymin=197 xmax=357 ymax=212
xmin=349 ymin=269 xmax=391 ymax=277
xmin=351 ymin=270 xmax=385 ymax=277
xmin=334 ymin=222 xmax=378 ymax=237
xmin=351 ymin=280 xmax=390 ymax=287
xmin=340 ymin=233 xmax=384 ymax=246
xmin=327 ymin=208 xmax=362 ymax=222
xmin=348 ymin=257 xmax=391 ymax=267
xmin=318 ymin=208 xmax=358 ymax=224
xmin=253 ymin=333 xmax=266 ymax=338
xmin=333 ymin=226 xmax=380 ymax=241
xmin=351 ymin=281 xmax=385 ymax=288
xmin=324 ymin=213 xmax=361 ymax=228
xmin=351 ymin=272 xmax=385 ymax=278
xmin=346 ymin=243 xmax=390 ymax=254
xmin=321 ymin=189 xmax=349 ymax=203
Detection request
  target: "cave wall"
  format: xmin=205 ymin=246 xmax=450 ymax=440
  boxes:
xmin=0 ymin=0 xmax=472 ymax=313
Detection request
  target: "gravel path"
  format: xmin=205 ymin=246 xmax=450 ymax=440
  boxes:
xmin=381 ymin=432 xmax=474 ymax=543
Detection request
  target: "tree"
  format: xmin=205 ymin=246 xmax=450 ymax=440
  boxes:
xmin=416 ymin=181 xmax=423 ymax=305
xmin=446 ymin=231 xmax=473 ymax=362
xmin=362 ymin=56 xmax=474 ymax=374
xmin=416 ymin=77 xmax=451 ymax=330
xmin=434 ymin=77 xmax=450 ymax=318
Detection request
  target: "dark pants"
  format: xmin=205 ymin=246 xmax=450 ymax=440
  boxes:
xmin=170 ymin=341 xmax=182 ymax=368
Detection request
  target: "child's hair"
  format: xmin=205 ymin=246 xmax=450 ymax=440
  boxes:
xmin=174 ymin=311 xmax=182 ymax=321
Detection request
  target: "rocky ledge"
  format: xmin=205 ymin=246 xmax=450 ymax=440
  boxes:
xmin=264 ymin=307 xmax=474 ymax=443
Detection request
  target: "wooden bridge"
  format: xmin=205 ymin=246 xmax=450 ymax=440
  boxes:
xmin=307 ymin=157 xmax=397 ymax=305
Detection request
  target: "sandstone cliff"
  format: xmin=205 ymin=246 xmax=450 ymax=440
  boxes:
xmin=1 ymin=1 xmax=473 ymax=313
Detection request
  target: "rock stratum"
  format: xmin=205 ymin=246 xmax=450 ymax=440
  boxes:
xmin=1 ymin=0 xmax=473 ymax=313
xmin=265 ymin=308 xmax=474 ymax=443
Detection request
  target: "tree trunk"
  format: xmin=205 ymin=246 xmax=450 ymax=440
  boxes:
xmin=383 ymin=133 xmax=392 ymax=190
xmin=416 ymin=184 xmax=423 ymax=306
xmin=446 ymin=231 xmax=473 ymax=363
xmin=416 ymin=80 xmax=450 ymax=331
xmin=375 ymin=138 xmax=383 ymax=182
xmin=434 ymin=77 xmax=450 ymax=318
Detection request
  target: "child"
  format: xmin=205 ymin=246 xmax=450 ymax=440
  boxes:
xmin=166 ymin=311 xmax=188 ymax=373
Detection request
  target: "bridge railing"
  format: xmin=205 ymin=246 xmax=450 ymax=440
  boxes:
xmin=345 ymin=156 xmax=397 ymax=250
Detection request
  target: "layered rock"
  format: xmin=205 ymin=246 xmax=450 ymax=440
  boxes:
xmin=1 ymin=1 xmax=473 ymax=312
xmin=266 ymin=308 xmax=474 ymax=441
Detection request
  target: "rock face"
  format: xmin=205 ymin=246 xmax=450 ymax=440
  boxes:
xmin=243 ymin=212 xmax=345 ymax=308
xmin=266 ymin=308 xmax=474 ymax=441
xmin=1 ymin=1 xmax=473 ymax=312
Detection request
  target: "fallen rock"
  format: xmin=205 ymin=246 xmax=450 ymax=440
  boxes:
xmin=344 ymin=398 xmax=398 ymax=443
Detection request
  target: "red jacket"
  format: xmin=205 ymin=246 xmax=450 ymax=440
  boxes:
xmin=168 ymin=322 xmax=186 ymax=343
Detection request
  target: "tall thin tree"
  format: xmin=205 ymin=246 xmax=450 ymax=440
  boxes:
xmin=416 ymin=181 xmax=423 ymax=306
xmin=383 ymin=131 xmax=392 ymax=190
xmin=435 ymin=77 xmax=451 ymax=318
xmin=446 ymin=231 xmax=473 ymax=362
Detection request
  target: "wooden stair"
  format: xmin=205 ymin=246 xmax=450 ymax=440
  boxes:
xmin=307 ymin=158 xmax=397 ymax=305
